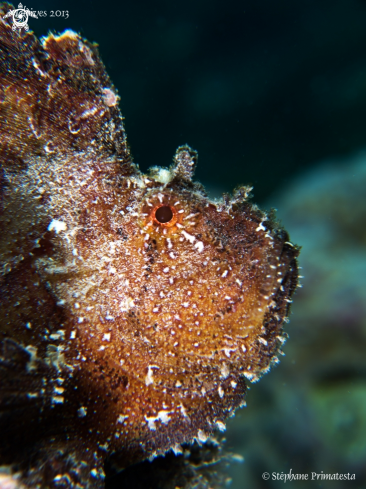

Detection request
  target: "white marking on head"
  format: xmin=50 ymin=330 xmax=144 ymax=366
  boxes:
xmin=194 ymin=241 xmax=204 ymax=252
xmin=182 ymin=230 xmax=195 ymax=243
xmin=256 ymin=222 xmax=266 ymax=232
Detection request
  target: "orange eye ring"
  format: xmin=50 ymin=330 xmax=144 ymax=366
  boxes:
xmin=151 ymin=204 xmax=177 ymax=227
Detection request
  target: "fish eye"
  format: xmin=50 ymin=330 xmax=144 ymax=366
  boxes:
xmin=155 ymin=205 xmax=173 ymax=223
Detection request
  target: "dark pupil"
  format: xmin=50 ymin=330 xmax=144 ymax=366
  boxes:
xmin=155 ymin=205 xmax=173 ymax=223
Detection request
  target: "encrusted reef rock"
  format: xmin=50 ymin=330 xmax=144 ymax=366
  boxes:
xmin=0 ymin=4 xmax=299 ymax=488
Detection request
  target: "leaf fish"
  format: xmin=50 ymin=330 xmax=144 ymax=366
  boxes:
xmin=0 ymin=5 xmax=299 ymax=488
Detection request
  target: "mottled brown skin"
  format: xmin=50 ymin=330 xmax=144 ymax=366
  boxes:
xmin=0 ymin=4 xmax=299 ymax=488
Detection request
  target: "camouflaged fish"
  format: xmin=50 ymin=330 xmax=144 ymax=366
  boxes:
xmin=0 ymin=4 xmax=299 ymax=488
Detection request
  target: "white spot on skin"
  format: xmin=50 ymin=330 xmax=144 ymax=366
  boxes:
xmin=243 ymin=371 xmax=258 ymax=382
xmin=231 ymin=381 xmax=237 ymax=388
xmin=79 ymin=106 xmax=99 ymax=119
xmin=48 ymin=219 xmax=67 ymax=234
xmin=145 ymin=410 xmax=171 ymax=430
xmin=78 ymin=407 xmax=87 ymax=417
xmin=145 ymin=365 xmax=159 ymax=386
xmin=0 ymin=474 xmax=20 ymax=489
xmin=184 ymin=213 xmax=200 ymax=220
xmin=163 ymin=267 xmax=169 ymax=273
xmin=103 ymin=333 xmax=111 ymax=341
xmin=218 ymin=386 xmax=224 ymax=398
xmin=179 ymin=403 xmax=188 ymax=417
xmin=182 ymin=230 xmax=195 ymax=244
xmin=256 ymin=222 xmax=266 ymax=232
xmin=194 ymin=241 xmax=204 ymax=252
xmin=117 ymin=414 xmax=128 ymax=423
xmin=157 ymin=410 xmax=171 ymax=424
xmin=52 ymin=396 xmax=64 ymax=404
xmin=220 ymin=363 xmax=230 ymax=379
xmin=172 ymin=444 xmax=183 ymax=455
xmin=102 ymin=88 xmax=118 ymax=107
xmin=215 ymin=421 xmax=226 ymax=432
xmin=221 ymin=270 xmax=228 ymax=278
xmin=44 ymin=141 xmax=55 ymax=153
xmin=153 ymin=169 xmax=172 ymax=184
xmin=197 ymin=430 xmax=208 ymax=442
xmin=120 ymin=297 xmax=135 ymax=312
xmin=223 ymin=348 xmax=237 ymax=358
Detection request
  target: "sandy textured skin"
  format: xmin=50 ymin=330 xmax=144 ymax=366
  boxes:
xmin=0 ymin=4 xmax=299 ymax=488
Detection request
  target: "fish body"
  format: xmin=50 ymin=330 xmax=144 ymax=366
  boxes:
xmin=0 ymin=4 xmax=299 ymax=488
